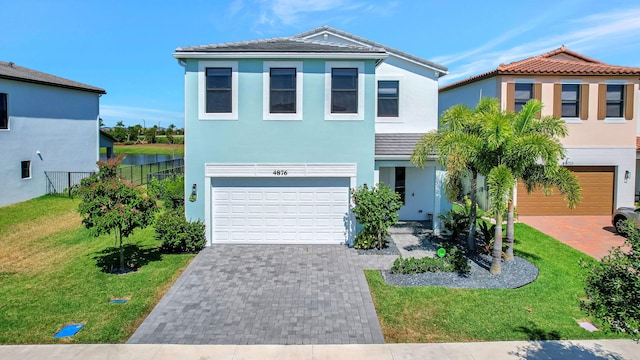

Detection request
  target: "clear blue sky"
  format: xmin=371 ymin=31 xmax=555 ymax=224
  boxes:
xmin=2 ymin=0 xmax=639 ymax=128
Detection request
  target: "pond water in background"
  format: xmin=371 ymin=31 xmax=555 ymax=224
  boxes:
xmin=99 ymin=154 xmax=182 ymax=165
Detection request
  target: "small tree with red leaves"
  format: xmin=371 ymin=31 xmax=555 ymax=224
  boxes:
xmin=77 ymin=155 xmax=157 ymax=272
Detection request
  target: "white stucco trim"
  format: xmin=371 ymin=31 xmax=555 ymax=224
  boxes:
xmin=262 ymin=61 xmax=303 ymax=121
xmin=205 ymin=163 xmax=357 ymax=178
xmin=324 ymin=61 xmax=365 ymax=121
xmin=603 ymin=118 xmax=627 ymax=124
xmin=198 ymin=61 xmax=238 ymax=121
xmin=375 ymin=75 xmax=404 ymax=123
xmin=175 ymin=52 xmax=387 ymax=60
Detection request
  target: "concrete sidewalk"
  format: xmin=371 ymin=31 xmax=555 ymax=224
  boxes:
xmin=1 ymin=340 xmax=639 ymax=359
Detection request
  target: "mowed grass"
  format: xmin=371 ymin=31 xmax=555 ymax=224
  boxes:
xmin=0 ymin=196 xmax=194 ymax=343
xmin=113 ymin=143 xmax=184 ymax=156
xmin=367 ymin=223 xmax=629 ymax=343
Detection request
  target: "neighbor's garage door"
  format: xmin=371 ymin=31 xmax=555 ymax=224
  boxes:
xmin=212 ymin=177 xmax=349 ymax=244
xmin=517 ymin=166 xmax=614 ymax=215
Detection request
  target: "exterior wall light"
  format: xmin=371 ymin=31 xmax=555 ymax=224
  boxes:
xmin=624 ymin=170 xmax=631 ymax=183
xmin=189 ymin=184 xmax=197 ymax=202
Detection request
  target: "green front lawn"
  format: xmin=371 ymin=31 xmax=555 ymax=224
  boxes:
xmin=367 ymin=223 xmax=627 ymax=342
xmin=0 ymin=196 xmax=194 ymax=343
xmin=103 ymin=143 xmax=184 ymax=156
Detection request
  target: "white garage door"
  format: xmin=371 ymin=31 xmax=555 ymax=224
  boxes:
xmin=212 ymin=177 xmax=350 ymax=244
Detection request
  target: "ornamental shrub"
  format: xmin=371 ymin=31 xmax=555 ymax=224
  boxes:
xmin=155 ymin=208 xmax=206 ymax=253
xmin=351 ymin=183 xmax=402 ymax=250
xmin=390 ymin=245 xmax=470 ymax=275
xmin=581 ymin=220 xmax=640 ymax=339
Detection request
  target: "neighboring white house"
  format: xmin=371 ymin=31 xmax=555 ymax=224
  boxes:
xmin=0 ymin=61 xmax=106 ymax=207
xmin=173 ymin=26 xmax=449 ymax=245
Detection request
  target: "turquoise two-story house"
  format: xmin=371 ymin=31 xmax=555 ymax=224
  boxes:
xmin=173 ymin=26 xmax=449 ymax=245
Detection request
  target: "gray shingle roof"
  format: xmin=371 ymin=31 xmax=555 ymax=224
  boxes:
xmin=175 ymin=37 xmax=386 ymax=54
xmin=375 ymin=133 xmax=426 ymax=156
xmin=0 ymin=61 xmax=106 ymax=94
xmin=294 ymin=26 xmax=448 ymax=74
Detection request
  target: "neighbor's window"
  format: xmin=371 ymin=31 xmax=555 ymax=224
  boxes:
xmin=331 ymin=68 xmax=358 ymax=113
xmin=0 ymin=93 xmax=7 ymax=129
xmin=395 ymin=167 xmax=406 ymax=204
xmin=270 ymin=68 xmax=296 ymax=113
xmin=21 ymin=161 xmax=30 ymax=179
xmin=606 ymin=84 xmax=624 ymax=118
xmin=561 ymin=84 xmax=580 ymax=118
xmin=378 ymin=81 xmax=399 ymax=117
xmin=514 ymin=83 xmax=533 ymax=112
xmin=205 ymin=68 xmax=232 ymax=113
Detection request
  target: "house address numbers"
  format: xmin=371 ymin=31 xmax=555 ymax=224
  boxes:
xmin=273 ymin=170 xmax=288 ymax=176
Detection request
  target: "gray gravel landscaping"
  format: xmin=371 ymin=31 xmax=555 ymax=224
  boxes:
xmin=382 ymin=253 xmax=539 ymax=289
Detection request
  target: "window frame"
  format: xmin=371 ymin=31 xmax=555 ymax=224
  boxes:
xmin=324 ymin=61 xmax=365 ymax=121
xmin=21 ymin=160 xmax=31 ymax=180
xmin=377 ymin=80 xmax=399 ymax=118
xmin=263 ymin=61 xmax=303 ymax=121
xmin=605 ymin=84 xmax=625 ymax=118
xmin=0 ymin=93 xmax=8 ymax=130
xmin=514 ymin=83 xmax=533 ymax=113
xmin=561 ymin=83 xmax=580 ymax=118
xmin=198 ymin=61 xmax=238 ymax=121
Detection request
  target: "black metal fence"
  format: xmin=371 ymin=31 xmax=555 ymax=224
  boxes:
xmin=117 ymin=158 xmax=184 ymax=186
xmin=147 ymin=166 xmax=184 ymax=184
xmin=45 ymin=171 xmax=95 ymax=197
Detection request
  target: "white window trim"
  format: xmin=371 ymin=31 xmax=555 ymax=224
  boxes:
xmin=375 ymin=75 xmax=403 ymax=123
xmin=198 ymin=61 xmax=238 ymax=121
xmin=325 ymin=61 xmax=365 ymax=121
xmin=604 ymin=80 xmax=628 ymax=123
xmin=262 ymin=61 xmax=303 ymax=121
xmin=559 ymin=80 xmax=583 ymax=123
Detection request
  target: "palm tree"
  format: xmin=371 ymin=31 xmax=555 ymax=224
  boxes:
xmin=502 ymin=100 xmax=582 ymax=261
xmin=412 ymin=100 xmax=490 ymax=250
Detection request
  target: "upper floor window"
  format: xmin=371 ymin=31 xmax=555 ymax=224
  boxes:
xmin=561 ymin=84 xmax=580 ymax=118
xmin=198 ymin=61 xmax=238 ymax=120
xmin=514 ymin=83 xmax=533 ymax=112
xmin=206 ymin=68 xmax=232 ymax=113
xmin=0 ymin=93 xmax=7 ymax=129
xmin=331 ymin=68 xmax=358 ymax=113
xmin=21 ymin=161 xmax=31 ymax=179
xmin=606 ymin=84 xmax=624 ymax=118
xmin=378 ymin=81 xmax=399 ymax=117
xmin=270 ymin=68 xmax=296 ymax=113
xmin=324 ymin=61 xmax=364 ymax=121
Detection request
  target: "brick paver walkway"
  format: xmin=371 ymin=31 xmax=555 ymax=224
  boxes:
xmin=518 ymin=216 xmax=625 ymax=259
xmin=128 ymin=245 xmax=397 ymax=345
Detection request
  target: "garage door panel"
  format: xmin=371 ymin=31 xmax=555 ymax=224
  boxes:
xmin=212 ymin=177 xmax=349 ymax=244
xmin=517 ymin=166 xmax=614 ymax=215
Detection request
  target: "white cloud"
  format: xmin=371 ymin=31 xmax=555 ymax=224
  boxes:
xmin=440 ymin=7 xmax=640 ymax=86
xmin=100 ymin=105 xmax=183 ymax=128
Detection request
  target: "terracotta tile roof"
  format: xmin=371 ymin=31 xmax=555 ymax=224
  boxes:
xmin=0 ymin=60 xmax=106 ymax=94
xmin=440 ymin=46 xmax=640 ymax=92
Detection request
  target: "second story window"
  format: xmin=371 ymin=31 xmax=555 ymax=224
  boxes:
xmin=561 ymin=84 xmax=580 ymax=118
xmin=514 ymin=83 xmax=533 ymax=112
xmin=270 ymin=68 xmax=296 ymax=113
xmin=606 ymin=84 xmax=624 ymax=118
xmin=0 ymin=93 xmax=7 ymax=129
xmin=331 ymin=68 xmax=358 ymax=113
xmin=378 ymin=81 xmax=399 ymax=117
xmin=205 ymin=68 xmax=232 ymax=113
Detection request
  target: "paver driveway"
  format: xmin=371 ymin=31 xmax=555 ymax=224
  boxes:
xmin=128 ymin=245 xmax=397 ymax=345
xmin=519 ymin=216 xmax=625 ymax=259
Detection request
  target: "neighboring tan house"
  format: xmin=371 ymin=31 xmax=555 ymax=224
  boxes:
xmin=439 ymin=46 xmax=640 ymax=215
xmin=0 ymin=61 xmax=105 ymax=207
xmin=173 ymin=26 xmax=449 ymax=245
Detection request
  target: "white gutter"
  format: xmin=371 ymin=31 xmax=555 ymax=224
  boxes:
xmin=172 ymin=52 xmax=388 ymax=60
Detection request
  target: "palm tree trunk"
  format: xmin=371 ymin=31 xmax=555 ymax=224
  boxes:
xmin=490 ymin=213 xmax=503 ymax=275
xmin=466 ymin=170 xmax=478 ymax=251
xmin=505 ymin=190 xmax=515 ymax=261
